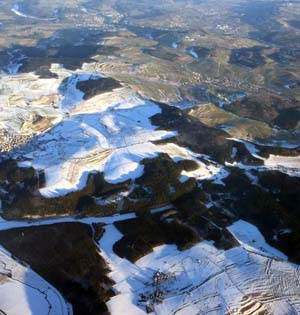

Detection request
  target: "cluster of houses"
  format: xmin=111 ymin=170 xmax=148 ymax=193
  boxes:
xmin=139 ymin=271 xmax=175 ymax=313
xmin=0 ymin=131 xmax=31 ymax=154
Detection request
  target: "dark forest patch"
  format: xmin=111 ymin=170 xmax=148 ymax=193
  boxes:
xmin=268 ymin=48 xmax=300 ymax=65
xmin=236 ymin=0 xmax=282 ymax=32
xmin=76 ymin=77 xmax=122 ymax=100
xmin=229 ymin=46 xmax=266 ymax=68
xmin=274 ymin=107 xmax=300 ymax=130
xmin=18 ymin=44 xmax=119 ymax=76
xmin=142 ymin=48 xmax=179 ymax=61
xmin=113 ymin=215 xmax=199 ymax=262
xmin=0 ymin=223 xmax=113 ymax=315
xmin=1 ymin=28 xmax=119 ymax=76
xmin=125 ymin=25 xmax=186 ymax=47
xmin=151 ymin=103 xmax=233 ymax=163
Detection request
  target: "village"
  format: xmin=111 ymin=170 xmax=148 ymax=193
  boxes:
xmin=138 ymin=271 xmax=176 ymax=313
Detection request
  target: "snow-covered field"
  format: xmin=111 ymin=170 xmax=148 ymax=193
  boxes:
xmin=264 ymin=154 xmax=300 ymax=176
xmin=0 ymin=212 xmax=137 ymax=231
xmin=228 ymin=220 xmax=288 ymax=260
xmin=2 ymin=65 xmax=298 ymax=199
xmin=1 ymin=213 xmax=299 ymax=315
xmin=0 ymin=213 xmax=299 ymax=315
xmin=98 ymin=220 xmax=300 ymax=315
xmin=0 ymin=246 xmax=70 ymax=315
xmin=227 ymin=138 xmax=300 ymax=177
xmin=0 ymin=66 xmax=227 ymax=198
xmin=19 ymin=93 xmax=174 ymax=197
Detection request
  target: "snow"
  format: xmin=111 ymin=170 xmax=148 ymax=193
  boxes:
xmin=231 ymin=146 xmax=237 ymax=159
xmin=22 ymin=95 xmax=175 ymax=197
xmin=11 ymin=3 xmax=57 ymax=21
xmin=96 ymin=220 xmax=300 ymax=315
xmin=0 ymin=206 xmax=299 ymax=315
xmin=188 ymin=48 xmax=198 ymax=59
xmin=228 ymin=220 xmax=288 ymax=260
xmin=11 ymin=4 xmax=31 ymax=18
xmin=98 ymin=225 xmax=144 ymax=314
xmin=227 ymin=137 xmax=263 ymax=160
xmin=4 ymin=50 xmax=27 ymax=75
xmin=155 ymin=143 xmax=229 ymax=184
xmin=0 ymin=67 xmax=228 ymax=198
xmin=59 ymin=73 xmax=103 ymax=111
xmin=172 ymin=42 xmax=178 ymax=49
xmin=0 ymin=212 xmax=137 ymax=231
xmin=0 ymin=246 xmax=69 ymax=315
xmin=4 ymin=63 xmax=298 ymax=206
xmin=227 ymin=138 xmax=300 ymax=177
xmin=1 ymin=24 xmax=299 ymax=315
xmin=264 ymin=154 xmax=300 ymax=176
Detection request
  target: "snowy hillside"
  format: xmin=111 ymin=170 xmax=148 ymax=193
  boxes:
xmin=0 ymin=66 xmax=227 ymax=198
xmin=0 ymin=246 xmax=70 ymax=315
xmin=99 ymin=220 xmax=300 ymax=315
